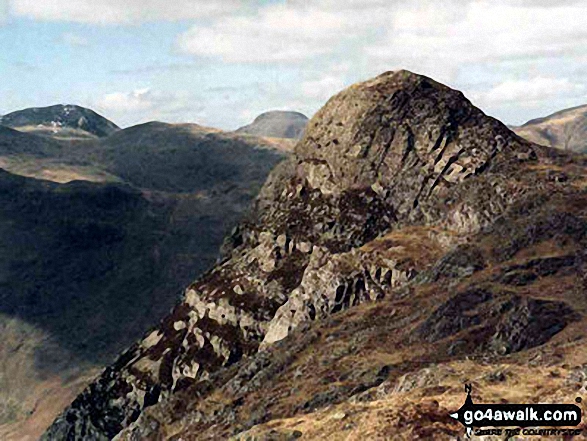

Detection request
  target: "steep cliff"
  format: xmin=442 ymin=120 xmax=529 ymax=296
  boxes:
xmin=44 ymin=71 xmax=587 ymax=440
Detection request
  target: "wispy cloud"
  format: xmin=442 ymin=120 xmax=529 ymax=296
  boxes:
xmin=110 ymin=64 xmax=200 ymax=76
xmin=177 ymin=4 xmax=355 ymax=63
xmin=475 ymin=77 xmax=586 ymax=107
xmin=97 ymin=88 xmax=159 ymax=113
xmin=9 ymin=0 xmax=244 ymax=24
xmin=301 ymin=75 xmax=347 ymax=101
xmin=94 ymin=88 xmax=206 ymax=127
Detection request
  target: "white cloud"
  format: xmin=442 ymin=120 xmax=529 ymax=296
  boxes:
xmin=5 ymin=0 xmax=587 ymax=128
xmin=97 ymin=89 xmax=158 ymax=113
xmin=9 ymin=0 xmax=243 ymax=23
xmin=365 ymin=2 xmax=587 ymax=83
xmin=301 ymin=75 xmax=347 ymax=100
xmin=178 ymin=4 xmax=356 ymax=63
xmin=173 ymin=0 xmax=587 ymax=126
xmin=476 ymin=77 xmax=586 ymax=106
xmin=94 ymin=88 xmax=207 ymax=127
xmin=175 ymin=1 xmax=587 ymax=90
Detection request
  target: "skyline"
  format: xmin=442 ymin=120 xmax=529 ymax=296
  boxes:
xmin=1 ymin=0 xmax=586 ymax=130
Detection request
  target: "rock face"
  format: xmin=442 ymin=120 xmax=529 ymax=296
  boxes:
xmin=43 ymin=71 xmax=587 ymax=440
xmin=0 ymin=104 xmax=120 ymax=139
xmin=513 ymin=104 xmax=587 ymax=153
xmin=236 ymin=111 xmax=309 ymax=139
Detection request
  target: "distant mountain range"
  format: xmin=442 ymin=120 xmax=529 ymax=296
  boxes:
xmin=0 ymin=104 xmax=120 ymax=139
xmin=236 ymin=110 xmax=309 ymax=139
xmin=513 ymin=104 xmax=587 ymax=153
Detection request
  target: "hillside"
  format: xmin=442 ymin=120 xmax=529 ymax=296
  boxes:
xmin=43 ymin=71 xmax=587 ymax=440
xmin=85 ymin=121 xmax=293 ymax=193
xmin=513 ymin=104 xmax=587 ymax=153
xmin=236 ymin=111 xmax=309 ymax=139
xmin=0 ymin=120 xmax=291 ymax=188
xmin=0 ymin=125 xmax=63 ymax=156
xmin=0 ymin=104 xmax=120 ymax=139
xmin=0 ymin=122 xmax=290 ymax=440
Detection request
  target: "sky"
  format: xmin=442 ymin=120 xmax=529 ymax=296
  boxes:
xmin=0 ymin=0 xmax=586 ymax=130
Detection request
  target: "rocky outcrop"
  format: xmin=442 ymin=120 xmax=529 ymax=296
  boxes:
xmin=43 ymin=70 xmax=586 ymax=440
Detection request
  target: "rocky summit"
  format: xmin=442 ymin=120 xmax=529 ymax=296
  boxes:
xmin=44 ymin=70 xmax=587 ymax=440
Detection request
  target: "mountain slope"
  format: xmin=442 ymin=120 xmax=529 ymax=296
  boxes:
xmin=86 ymin=122 xmax=292 ymax=193
xmin=513 ymin=104 xmax=587 ymax=153
xmin=0 ymin=104 xmax=120 ymax=139
xmin=0 ymin=125 xmax=63 ymax=156
xmin=44 ymin=71 xmax=587 ymax=440
xmin=236 ymin=111 xmax=309 ymax=139
xmin=0 ymin=126 xmax=118 ymax=184
xmin=0 ymin=169 xmax=238 ymax=439
xmin=0 ymin=123 xmax=289 ymax=440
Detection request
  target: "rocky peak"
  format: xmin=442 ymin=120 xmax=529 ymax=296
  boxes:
xmin=43 ymin=71 xmax=570 ymax=441
xmin=252 ymin=71 xmax=537 ymax=250
xmin=295 ymin=70 xmax=534 ymax=195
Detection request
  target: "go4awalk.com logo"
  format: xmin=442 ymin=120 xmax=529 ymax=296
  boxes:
xmin=450 ymin=384 xmax=583 ymax=438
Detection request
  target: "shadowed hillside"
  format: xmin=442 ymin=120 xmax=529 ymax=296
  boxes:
xmin=0 ymin=120 xmax=290 ymax=440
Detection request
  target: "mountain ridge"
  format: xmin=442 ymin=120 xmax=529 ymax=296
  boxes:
xmin=41 ymin=70 xmax=587 ymax=440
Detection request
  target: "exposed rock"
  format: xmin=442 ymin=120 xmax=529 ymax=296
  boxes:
xmin=43 ymin=70 xmax=587 ymax=441
xmin=416 ymin=287 xmax=579 ymax=355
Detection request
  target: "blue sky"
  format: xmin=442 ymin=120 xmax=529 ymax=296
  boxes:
xmin=1 ymin=0 xmax=586 ymax=129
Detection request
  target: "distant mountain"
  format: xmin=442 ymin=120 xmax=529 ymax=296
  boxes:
xmin=236 ymin=110 xmax=309 ymax=139
xmin=88 ymin=121 xmax=291 ymax=193
xmin=513 ymin=104 xmax=587 ymax=153
xmin=0 ymin=104 xmax=120 ymax=139
xmin=0 ymin=122 xmax=290 ymax=440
